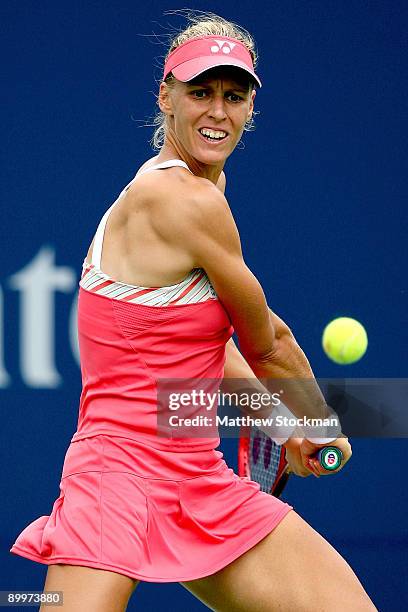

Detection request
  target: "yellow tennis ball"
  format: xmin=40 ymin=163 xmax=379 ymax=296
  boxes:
xmin=322 ymin=317 xmax=368 ymax=364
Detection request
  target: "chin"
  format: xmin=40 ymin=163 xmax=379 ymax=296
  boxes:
xmin=192 ymin=145 xmax=230 ymax=165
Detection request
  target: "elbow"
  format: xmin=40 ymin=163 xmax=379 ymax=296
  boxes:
xmin=268 ymin=308 xmax=295 ymax=341
xmin=238 ymin=311 xmax=295 ymax=366
xmin=251 ymin=328 xmax=297 ymax=366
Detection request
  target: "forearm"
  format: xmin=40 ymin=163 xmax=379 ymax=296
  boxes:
xmin=223 ymin=337 xmax=277 ymax=404
xmin=223 ymin=338 xmax=297 ymax=443
xmin=244 ymin=331 xmax=334 ymax=423
xmin=223 ymin=337 xmax=274 ymax=411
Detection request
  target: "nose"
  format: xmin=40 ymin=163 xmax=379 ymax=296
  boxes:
xmin=207 ymin=95 xmax=227 ymax=121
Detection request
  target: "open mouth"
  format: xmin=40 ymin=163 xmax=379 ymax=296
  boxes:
xmin=198 ymin=128 xmax=228 ymax=143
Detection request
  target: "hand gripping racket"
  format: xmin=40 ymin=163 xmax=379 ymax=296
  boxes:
xmin=238 ymin=426 xmax=343 ymax=497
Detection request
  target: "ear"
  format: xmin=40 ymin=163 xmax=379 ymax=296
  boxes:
xmin=247 ymin=89 xmax=256 ymax=121
xmin=158 ymin=82 xmax=174 ymax=116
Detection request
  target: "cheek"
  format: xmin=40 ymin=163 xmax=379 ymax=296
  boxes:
xmin=176 ymin=109 xmax=199 ymax=137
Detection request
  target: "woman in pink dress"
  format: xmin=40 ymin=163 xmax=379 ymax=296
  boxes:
xmin=10 ymin=11 xmax=375 ymax=611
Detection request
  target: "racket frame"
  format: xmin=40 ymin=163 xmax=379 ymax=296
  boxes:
xmin=238 ymin=425 xmax=290 ymax=497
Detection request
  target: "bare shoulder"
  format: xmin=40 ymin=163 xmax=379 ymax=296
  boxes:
xmin=161 ymin=173 xmax=236 ymax=260
xmin=123 ymin=167 xmax=232 ymax=243
xmin=217 ymin=170 xmax=226 ymax=194
xmin=183 ymin=175 xmax=230 ymax=221
xmin=124 ymin=165 xmax=225 ymax=204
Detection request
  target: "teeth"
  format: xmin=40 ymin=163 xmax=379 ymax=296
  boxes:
xmin=200 ymin=128 xmax=227 ymax=139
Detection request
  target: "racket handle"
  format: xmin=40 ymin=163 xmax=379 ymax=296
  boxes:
xmin=315 ymin=446 xmax=343 ymax=471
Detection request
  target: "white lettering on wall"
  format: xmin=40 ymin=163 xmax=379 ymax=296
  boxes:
xmin=0 ymin=286 xmax=11 ymax=387
xmin=8 ymin=246 xmax=76 ymax=388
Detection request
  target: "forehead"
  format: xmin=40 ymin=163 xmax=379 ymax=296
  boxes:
xmin=185 ymin=66 xmax=253 ymax=90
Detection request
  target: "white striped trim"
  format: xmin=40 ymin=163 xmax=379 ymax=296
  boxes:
xmin=79 ymin=260 xmax=218 ymax=306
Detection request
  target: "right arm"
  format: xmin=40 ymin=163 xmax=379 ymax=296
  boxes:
xmin=149 ymin=181 xmax=347 ymax=468
xmin=176 ymin=185 xmax=329 ymax=423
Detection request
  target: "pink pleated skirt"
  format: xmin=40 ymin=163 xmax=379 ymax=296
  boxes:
xmin=10 ymin=434 xmax=293 ymax=582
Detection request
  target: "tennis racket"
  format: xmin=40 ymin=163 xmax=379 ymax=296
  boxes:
xmin=238 ymin=426 xmax=343 ymax=497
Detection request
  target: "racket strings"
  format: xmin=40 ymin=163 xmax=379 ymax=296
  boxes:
xmin=249 ymin=429 xmax=281 ymax=493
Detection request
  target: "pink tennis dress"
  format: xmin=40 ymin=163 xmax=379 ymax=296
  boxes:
xmin=10 ymin=159 xmax=292 ymax=582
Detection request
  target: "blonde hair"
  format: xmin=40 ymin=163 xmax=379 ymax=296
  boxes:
xmin=147 ymin=10 xmax=260 ymax=151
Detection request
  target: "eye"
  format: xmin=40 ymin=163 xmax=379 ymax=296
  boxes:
xmin=226 ymin=93 xmax=244 ymax=102
xmin=191 ymin=89 xmax=207 ymax=98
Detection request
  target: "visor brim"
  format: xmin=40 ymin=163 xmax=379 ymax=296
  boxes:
xmin=170 ymin=56 xmax=262 ymax=88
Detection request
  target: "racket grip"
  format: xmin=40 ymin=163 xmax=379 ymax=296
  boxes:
xmin=315 ymin=446 xmax=343 ymax=471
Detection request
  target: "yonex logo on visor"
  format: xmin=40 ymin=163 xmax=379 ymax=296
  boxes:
xmin=163 ymin=35 xmax=262 ymax=88
xmin=210 ymin=40 xmax=236 ymax=54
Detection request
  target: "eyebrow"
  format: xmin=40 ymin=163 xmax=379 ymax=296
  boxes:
xmin=186 ymin=82 xmax=250 ymax=93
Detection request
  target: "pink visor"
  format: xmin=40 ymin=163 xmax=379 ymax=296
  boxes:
xmin=163 ymin=35 xmax=262 ymax=88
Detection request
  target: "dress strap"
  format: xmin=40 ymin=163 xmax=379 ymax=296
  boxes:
xmin=91 ymin=159 xmax=192 ymax=268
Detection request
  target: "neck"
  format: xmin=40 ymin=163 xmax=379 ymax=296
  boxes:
xmin=157 ymin=134 xmax=224 ymax=185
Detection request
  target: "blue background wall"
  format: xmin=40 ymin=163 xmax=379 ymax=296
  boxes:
xmin=2 ymin=1 xmax=407 ymax=610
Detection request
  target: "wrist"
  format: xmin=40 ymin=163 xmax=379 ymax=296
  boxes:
xmin=283 ymin=436 xmax=302 ymax=450
xmin=304 ymin=436 xmax=338 ymax=444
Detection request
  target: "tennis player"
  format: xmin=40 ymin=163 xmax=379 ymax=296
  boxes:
xmin=10 ymin=11 xmax=376 ymax=612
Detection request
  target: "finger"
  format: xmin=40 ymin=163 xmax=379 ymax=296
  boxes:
xmin=300 ymin=443 xmax=319 ymax=467
xmin=299 ymin=459 xmax=319 ymax=478
xmin=305 ymin=456 xmax=321 ymax=477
